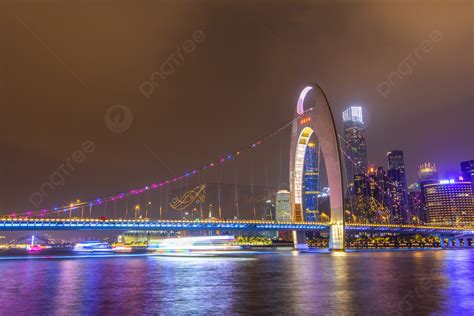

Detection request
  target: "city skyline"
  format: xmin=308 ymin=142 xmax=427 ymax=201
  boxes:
xmin=1 ymin=1 xmax=472 ymax=213
xmin=0 ymin=1 xmax=473 ymax=315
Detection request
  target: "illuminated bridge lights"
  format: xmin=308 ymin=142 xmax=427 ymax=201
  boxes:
xmin=0 ymin=218 xmax=472 ymax=235
xmin=0 ymin=219 xmax=331 ymax=232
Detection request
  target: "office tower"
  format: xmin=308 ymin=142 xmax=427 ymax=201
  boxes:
xmin=418 ymin=162 xmax=439 ymax=183
xmin=263 ymin=200 xmax=276 ymax=221
xmin=418 ymin=162 xmax=439 ymax=222
xmin=275 ymin=190 xmax=291 ymax=222
xmin=408 ymin=183 xmax=424 ymax=224
xmin=387 ymin=150 xmax=409 ymax=223
xmin=460 ymin=160 xmax=474 ymax=192
xmin=367 ymin=165 xmax=391 ymax=223
xmin=460 ymin=160 xmax=474 ymax=181
xmin=343 ymin=106 xmax=368 ymax=222
xmin=342 ymin=106 xmax=368 ymax=178
xmin=423 ymin=180 xmax=474 ymax=225
xmin=352 ymin=173 xmax=370 ymax=223
xmin=303 ymin=142 xmax=320 ymax=221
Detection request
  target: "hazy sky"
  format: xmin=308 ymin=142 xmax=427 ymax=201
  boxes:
xmin=1 ymin=0 xmax=473 ymax=213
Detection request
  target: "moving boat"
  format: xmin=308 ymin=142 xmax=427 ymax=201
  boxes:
xmin=147 ymin=235 xmax=242 ymax=253
xmin=73 ymin=241 xmax=115 ymax=254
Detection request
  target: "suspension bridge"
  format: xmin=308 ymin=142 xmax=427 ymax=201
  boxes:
xmin=2 ymin=84 xmax=473 ymax=250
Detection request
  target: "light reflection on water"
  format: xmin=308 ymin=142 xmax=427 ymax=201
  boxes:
xmin=0 ymin=250 xmax=473 ymax=315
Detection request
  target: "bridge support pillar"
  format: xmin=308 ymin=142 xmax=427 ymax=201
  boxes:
xmin=447 ymin=238 xmax=454 ymax=248
xmin=329 ymin=222 xmax=345 ymax=251
xmin=455 ymin=238 xmax=461 ymax=248
xmin=293 ymin=231 xmax=308 ymax=251
xmin=440 ymin=237 xmax=446 ymax=249
xmin=464 ymin=238 xmax=470 ymax=247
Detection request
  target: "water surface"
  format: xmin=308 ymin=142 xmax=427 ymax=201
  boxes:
xmin=1 ymin=249 xmax=473 ymax=315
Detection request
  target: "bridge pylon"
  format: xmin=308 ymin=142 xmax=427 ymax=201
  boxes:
xmin=290 ymin=84 xmax=345 ymax=251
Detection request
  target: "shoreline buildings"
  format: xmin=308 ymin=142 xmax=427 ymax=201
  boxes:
xmin=340 ymin=105 xmax=473 ymax=226
xmin=303 ymin=142 xmax=320 ymax=221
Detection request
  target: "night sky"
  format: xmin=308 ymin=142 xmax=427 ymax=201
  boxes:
xmin=1 ymin=0 xmax=473 ymax=213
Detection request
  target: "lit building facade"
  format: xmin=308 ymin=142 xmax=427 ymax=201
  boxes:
xmin=275 ymin=190 xmax=291 ymax=222
xmin=418 ymin=162 xmax=439 ymax=183
xmin=461 ymin=160 xmax=474 ymax=192
xmin=387 ymin=150 xmax=409 ymax=223
xmin=408 ymin=183 xmax=424 ymax=224
xmin=418 ymin=162 xmax=439 ymax=222
xmin=263 ymin=200 xmax=276 ymax=221
xmin=423 ymin=180 xmax=474 ymax=225
xmin=367 ymin=165 xmax=391 ymax=222
xmin=343 ymin=106 xmax=368 ymax=178
xmin=352 ymin=173 xmax=370 ymax=222
xmin=343 ymin=106 xmax=369 ymax=222
xmin=460 ymin=160 xmax=474 ymax=182
xmin=303 ymin=142 xmax=319 ymax=221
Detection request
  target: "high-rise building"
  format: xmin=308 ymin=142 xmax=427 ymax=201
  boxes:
xmin=352 ymin=173 xmax=370 ymax=223
xmin=418 ymin=162 xmax=439 ymax=222
xmin=367 ymin=165 xmax=391 ymax=222
xmin=343 ymin=106 xmax=368 ymax=178
xmin=275 ymin=190 xmax=291 ymax=222
xmin=418 ymin=162 xmax=439 ymax=183
xmin=460 ymin=160 xmax=474 ymax=192
xmin=423 ymin=180 xmax=474 ymax=225
xmin=303 ymin=142 xmax=319 ymax=221
xmin=263 ymin=200 xmax=276 ymax=221
xmin=343 ymin=106 xmax=369 ymax=222
xmin=461 ymin=159 xmax=474 ymax=194
xmin=408 ymin=183 xmax=424 ymax=224
xmin=460 ymin=160 xmax=474 ymax=181
xmin=387 ymin=150 xmax=409 ymax=223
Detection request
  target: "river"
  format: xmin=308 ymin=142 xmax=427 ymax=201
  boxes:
xmin=1 ymin=249 xmax=473 ymax=315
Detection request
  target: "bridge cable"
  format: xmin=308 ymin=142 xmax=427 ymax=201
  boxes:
xmin=125 ymin=196 xmax=129 ymax=219
xmin=278 ymin=130 xmax=284 ymax=190
xmin=217 ymin=164 xmax=222 ymax=219
xmin=233 ymin=157 xmax=240 ymax=219
xmin=264 ymin=140 xmax=271 ymax=220
xmin=250 ymin=150 xmax=256 ymax=219
xmin=146 ymin=189 xmax=150 ymax=219
xmin=10 ymin=109 xmax=313 ymax=219
xmin=159 ymin=187 xmax=162 ymax=219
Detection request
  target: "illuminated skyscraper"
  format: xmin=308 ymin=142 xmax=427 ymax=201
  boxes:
xmin=367 ymin=165 xmax=391 ymax=222
xmin=342 ymin=106 xmax=368 ymax=178
xmin=387 ymin=150 xmax=409 ymax=223
xmin=408 ymin=183 xmax=424 ymax=224
xmin=275 ymin=190 xmax=291 ymax=222
xmin=303 ymin=142 xmax=319 ymax=221
xmin=423 ymin=180 xmax=474 ymax=225
xmin=263 ymin=200 xmax=276 ymax=221
xmin=460 ymin=160 xmax=474 ymax=191
xmin=343 ymin=106 xmax=369 ymax=222
xmin=418 ymin=162 xmax=439 ymax=222
xmin=418 ymin=162 xmax=439 ymax=183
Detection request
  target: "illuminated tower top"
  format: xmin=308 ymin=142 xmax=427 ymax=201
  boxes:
xmin=418 ymin=162 xmax=438 ymax=183
xmin=342 ymin=106 xmax=368 ymax=176
xmin=342 ymin=106 xmax=364 ymax=124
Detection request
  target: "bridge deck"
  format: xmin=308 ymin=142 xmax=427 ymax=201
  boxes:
xmin=0 ymin=219 xmax=329 ymax=231
xmin=0 ymin=219 xmax=472 ymax=235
